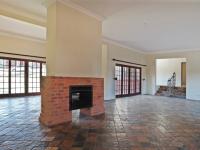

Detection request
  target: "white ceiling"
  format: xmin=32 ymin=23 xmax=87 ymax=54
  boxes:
xmin=69 ymin=0 xmax=200 ymax=18
xmin=69 ymin=0 xmax=200 ymax=52
xmin=102 ymin=3 xmax=200 ymax=52
xmin=1 ymin=0 xmax=200 ymax=52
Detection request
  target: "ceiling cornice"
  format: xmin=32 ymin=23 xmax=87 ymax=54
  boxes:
xmin=0 ymin=1 xmax=46 ymax=26
xmin=102 ymin=37 xmax=146 ymax=54
xmin=42 ymin=0 xmax=105 ymax=21
xmin=58 ymin=0 xmax=105 ymax=21
xmin=146 ymin=48 xmax=200 ymax=54
xmin=0 ymin=30 xmax=46 ymax=44
xmin=103 ymin=37 xmax=200 ymax=55
xmin=42 ymin=0 xmax=57 ymax=7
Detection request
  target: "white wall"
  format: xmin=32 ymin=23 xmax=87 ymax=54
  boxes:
xmin=102 ymin=42 xmax=147 ymax=100
xmin=0 ymin=34 xmax=46 ymax=61
xmin=46 ymin=2 xmax=102 ymax=77
xmin=156 ymin=58 xmax=186 ymax=87
xmin=147 ymin=51 xmax=200 ymax=100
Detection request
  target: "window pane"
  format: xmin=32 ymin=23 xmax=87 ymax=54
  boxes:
xmin=33 ymin=83 xmax=36 ymax=87
xmin=4 ymin=83 xmax=8 ymax=88
xmin=20 ymin=83 xmax=24 ymax=87
xmin=0 ymin=71 xmax=3 ymax=76
xmin=16 ymin=82 xmax=20 ymax=88
xmin=4 ymin=71 xmax=8 ymax=76
xmin=16 ymin=88 xmax=20 ymax=93
xmin=4 ymin=89 xmax=8 ymax=94
xmin=37 ymin=88 xmax=40 ymax=92
xmin=0 ymin=59 xmax=3 ymax=66
xmin=21 ymin=88 xmax=24 ymax=93
xmin=0 ymin=89 xmax=3 ymax=94
xmin=33 ymin=88 xmax=36 ymax=92
xmin=4 ymin=77 xmax=8 ymax=82
xmin=29 ymin=88 xmax=32 ymax=93
xmin=33 ymin=78 xmax=36 ymax=83
xmin=21 ymin=78 xmax=24 ymax=82
xmin=11 ymin=89 xmax=15 ymax=93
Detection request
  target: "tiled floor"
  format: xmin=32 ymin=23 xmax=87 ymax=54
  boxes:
xmin=1 ymin=96 xmax=200 ymax=150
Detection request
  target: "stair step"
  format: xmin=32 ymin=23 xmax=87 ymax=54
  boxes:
xmin=156 ymin=86 xmax=186 ymax=99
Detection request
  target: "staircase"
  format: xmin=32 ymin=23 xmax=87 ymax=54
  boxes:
xmin=156 ymin=72 xmax=186 ymax=99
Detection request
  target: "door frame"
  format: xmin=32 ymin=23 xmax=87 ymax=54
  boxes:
xmin=115 ymin=64 xmax=142 ymax=98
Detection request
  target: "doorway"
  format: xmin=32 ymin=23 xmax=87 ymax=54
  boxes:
xmin=181 ymin=62 xmax=186 ymax=87
xmin=155 ymin=58 xmax=187 ymax=98
xmin=115 ymin=64 xmax=141 ymax=97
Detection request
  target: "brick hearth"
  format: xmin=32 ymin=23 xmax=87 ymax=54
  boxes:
xmin=39 ymin=76 xmax=105 ymax=126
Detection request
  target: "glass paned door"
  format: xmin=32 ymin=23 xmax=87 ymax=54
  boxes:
xmin=130 ymin=68 xmax=136 ymax=94
xmin=115 ymin=64 xmax=141 ymax=97
xmin=136 ymin=68 xmax=141 ymax=93
xmin=0 ymin=57 xmax=46 ymax=97
xmin=122 ymin=66 xmax=129 ymax=95
xmin=115 ymin=65 xmax=122 ymax=96
xmin=11 ymin=60 xmax=25 ymax=94
xmin=28 ymin=62 xmax=41 ymax=93
xmin=0 ymin=59 xmax=9 ymax=94
xmin=42 ymin=63 xmax=47 ymax=76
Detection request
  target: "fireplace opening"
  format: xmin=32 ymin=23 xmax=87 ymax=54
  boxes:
xmin=69 ymin=85 xmax=93 ymax=111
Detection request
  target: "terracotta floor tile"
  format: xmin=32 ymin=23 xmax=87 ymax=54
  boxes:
xmin=1 ymin=95 xmax=200 ymax=150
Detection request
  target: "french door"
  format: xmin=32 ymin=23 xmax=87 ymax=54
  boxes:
xmin=0 ymin=57 xmax=46 ymax=97
xmin=10 ymin=60 xmax=25 ymax=94
xmin=115 ymin=64 xmax=141 ymax=97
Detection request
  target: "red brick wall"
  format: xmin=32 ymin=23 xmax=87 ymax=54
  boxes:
xmin=39 ymin=76 xmax=104 ymax=126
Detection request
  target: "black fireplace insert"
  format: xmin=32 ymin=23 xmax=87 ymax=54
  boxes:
xmin=69 ymin=85 xmax=93 ymax=110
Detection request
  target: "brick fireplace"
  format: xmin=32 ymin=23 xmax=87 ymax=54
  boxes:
xmin=39 ymin=76 xmax=105 ymax=126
